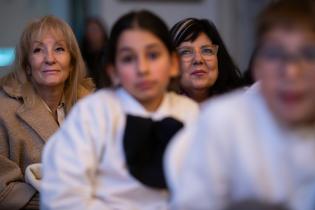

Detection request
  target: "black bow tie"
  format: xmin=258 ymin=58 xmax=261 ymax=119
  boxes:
xmin=123 ymin=114 xmax=184 ymax=189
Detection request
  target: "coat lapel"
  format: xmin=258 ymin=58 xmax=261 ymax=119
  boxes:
xmin=16 ymin=83 xmax=59 ymax=143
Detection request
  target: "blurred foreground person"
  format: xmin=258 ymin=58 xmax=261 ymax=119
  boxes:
xmin=0 ymin=15 xmax=94 ymax=210
xmin=166 ymin=0 xmax=315 ymax=209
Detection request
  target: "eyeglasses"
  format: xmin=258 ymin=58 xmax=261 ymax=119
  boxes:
xmin=257 ymin=46 xmax=315 ymax=67
xmin=177 ymin=45 xmax=219 ymax=62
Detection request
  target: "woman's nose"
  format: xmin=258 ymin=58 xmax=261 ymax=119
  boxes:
xmin=192 ymin=49 xmax=204 ymax=65
xmin=45 ymin=50 xmax=56 ymax=64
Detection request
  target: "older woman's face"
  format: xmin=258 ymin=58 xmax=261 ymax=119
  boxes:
xmin=177 ymin=32 xmax=218 ymax=93
xmin=28 ymin=32 xmax=71 ymax=89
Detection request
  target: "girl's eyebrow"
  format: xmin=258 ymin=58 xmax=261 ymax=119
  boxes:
xmin=146 ymin=43 xmax=161 ymax=49
xmin=117 ymin=47 xmax=133 ymax=53
xmin=117 ymin=43 xmax=162 ymax=53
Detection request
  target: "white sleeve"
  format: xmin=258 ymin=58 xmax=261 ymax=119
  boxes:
xmin=289 ymin=181 xmax=315 ymax=210
xmin=164 ymin=122 xmax=195 ymax=194
xmin=41 ymin=100 xmax=110 ymax=210
xmin=25 ymin=163 xmax=42 ymax=191
xmin=164 ymin=94 xmax=199 ymax=193
xmin=168 ymin=106 xmax=232 ymax=210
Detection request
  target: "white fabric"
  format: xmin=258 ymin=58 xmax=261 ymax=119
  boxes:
xmin=41 ymin=88 xmax=199 ymax=210
xmin=167 ymin=83 xmax=315 ymax=210
xmin=25 ymin=163 xmax=42 ymax=191
xmin=40 ymin=96 xmax=65 ymax=126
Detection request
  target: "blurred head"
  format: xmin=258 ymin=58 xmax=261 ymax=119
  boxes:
xmin=170 ymin=18 xmax=241 ymax=101
xmin=15 ymin=15 xmax=90 ymax=113
xmin=107 ymin=10 xmax=178 ymax=111
xmin=254 ymin=0 xmax=315 ymax=127
xmin=82 ymin=17 xmax=108 ymax=52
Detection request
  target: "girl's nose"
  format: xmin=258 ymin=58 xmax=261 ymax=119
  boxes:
xmin=137 ymin=57 xmax=150 ymax=75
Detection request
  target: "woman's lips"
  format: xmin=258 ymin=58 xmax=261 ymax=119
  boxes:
xmin=43 ymin=69 xmax=60 ymax=74
xmin=191 ymin=70 xmax=207 ymax=77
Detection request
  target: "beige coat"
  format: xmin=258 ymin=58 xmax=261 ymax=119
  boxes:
xmin=0 ymin=74 xmax=91 ymax=210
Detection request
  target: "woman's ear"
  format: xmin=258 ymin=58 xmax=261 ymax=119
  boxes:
xmin=106 ymin=64 xmax=120 ymax=87
xmin=170 ymin=52 xmax=180 ymax=78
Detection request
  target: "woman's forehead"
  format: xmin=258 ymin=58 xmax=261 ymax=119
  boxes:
xmin=179 ymin=32 xmax=213 ymax=47
xmin=31 ymin=28 xmax=65 ymax=42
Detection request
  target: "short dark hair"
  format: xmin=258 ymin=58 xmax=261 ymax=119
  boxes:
xmin=107 ymin=10 xmax=172 ymax=65
xmin=256 ymin=0 xmax=315 ymax=43
xmin=170 ymin=18 xmax=243 ymax=96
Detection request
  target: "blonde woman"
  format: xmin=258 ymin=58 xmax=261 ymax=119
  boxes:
xmin=0 ymin=15 xmax=94 ymax=210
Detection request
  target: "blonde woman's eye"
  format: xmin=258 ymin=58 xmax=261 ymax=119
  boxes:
xmin=55 ymin=47 xmax=65 ymax=53
xmin=32 ymin=48 xmax=42 ymax=53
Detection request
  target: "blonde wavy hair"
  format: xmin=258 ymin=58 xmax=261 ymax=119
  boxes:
xmin=12 ymin=15 xmax=94 ymax=113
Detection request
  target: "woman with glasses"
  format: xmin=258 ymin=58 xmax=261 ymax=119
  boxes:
xmin=170 ymin=18 xmax=243 ymax=103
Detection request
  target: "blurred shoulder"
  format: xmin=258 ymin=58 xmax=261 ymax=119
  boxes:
xmin=0 ymin=73 xmax=23 ymax=116
xmin=166 ymin=91 xmax=200 ymax=123
xmin=75 ymin=88 xmax=119 ymax=108
xmin=167 ymin=91 xmax=199 ymax=110
xmin=200 ymin=88 xmax=250 ymax=122
xmin=0 ymin=72 xmax=23 ymax=98
xmin=197 ymin=83 xmax=261 ymax=129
